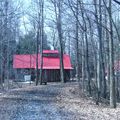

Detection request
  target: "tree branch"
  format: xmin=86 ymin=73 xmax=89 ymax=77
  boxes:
xmin=113 ymin=0 xmax=120 ymax=5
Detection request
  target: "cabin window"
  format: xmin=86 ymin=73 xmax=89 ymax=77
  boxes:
xmin=43 ymin=53 xmax=59 ymax=58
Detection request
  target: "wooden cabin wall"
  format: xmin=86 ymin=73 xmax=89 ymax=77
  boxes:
xmin=42 ymin=70 xmax=61 ymax=82
xmin=42 ymin=70 xmax=70 ymax=82
xmin=15 ymin=69 xmax=71 ymax=82
xmin=64 ymin=70 xmax=70 ymax=82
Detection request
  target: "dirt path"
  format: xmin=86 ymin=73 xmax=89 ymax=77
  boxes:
xmin=0 ymin=82 xmax=120 ymax=120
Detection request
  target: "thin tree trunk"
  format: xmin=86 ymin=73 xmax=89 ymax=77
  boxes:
xmin=81 ymin=32 xmax=85 ymax=92
xmin=5 ymin=0 xmax=9 ymax=89
xmin=0 ymin=4 xmax=4 ymax=88
xmin=40 ymin=0 xmax=44 ymax=85
xmin=93 ymin=0 xmax=104 ymax=104
xmin=58 ymin=1 xmax=64 ymax=83
xmin=87 ymin=15 xmax=98 ymax=95
xmin=80 ymin=1 xmax=91 ymax=95
xmin=75 ymin=0 xmax=80 ymax=83
xmin=30 ymin=54 xmax=32 ymax=85
xmin=35 ymin=28 xmax=39 ymax=86
xmin=108 ymin=0 xmax=116 ymax=108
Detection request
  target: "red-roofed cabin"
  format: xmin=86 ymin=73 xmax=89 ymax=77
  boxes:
xmin=13 ymin=50 xmax=73 ymax=82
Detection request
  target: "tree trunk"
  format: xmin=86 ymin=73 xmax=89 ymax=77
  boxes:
xmin=57 ymin=1 xmax=64 ymax=83
xmin=5 ymin=0 xmax=9 ymax=89
xmin=81 ymin=32 xmax=85 ymax=92
xmin=40 ymin=0 xmax=44 ymax=85
xmin=93 ymin=0 xmax=104 ymax=103
xmin=75 ymin=0 xmax=80 ymax=83
xmin=108 ymin=0 xmax=116 ymax=108
xmin=35 ymin=28 xmax=39 ymax=86
xmin=79 ymin=1 xmax=91 ymax=95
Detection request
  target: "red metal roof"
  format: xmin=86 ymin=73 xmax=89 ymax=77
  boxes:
xmin=13 ymin=51 xmax=73 ymax=69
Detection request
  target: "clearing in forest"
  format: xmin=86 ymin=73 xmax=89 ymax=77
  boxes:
xmin=0 ymin=82 xmax=120 ymax=120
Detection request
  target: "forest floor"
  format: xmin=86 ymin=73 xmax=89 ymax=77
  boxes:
xmin=0 ymin=82 xmax=120 ymax=120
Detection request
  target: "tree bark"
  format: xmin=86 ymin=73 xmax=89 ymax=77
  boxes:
xmin=108 ymin=0 xmax=116 ymax=108
xmin=75 ymin=0 xmax=80 ymax=83
xmin=79 ymin=0 xmax=91 ymax=95
xmin=40 ymin=0 xmax=44 ymax=85
xmin=35 ymin=27 xmax=39 ymax=86
xmin=57 ymin=0 xmax=65 ymax=83
xmin=93 ymin=0 xmax=105 ymax=103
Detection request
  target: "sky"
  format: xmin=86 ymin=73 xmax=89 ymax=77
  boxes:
xmin=19 ymin=0 xmax=55 ymax=45
xmin=19 ymin=0 xmax=32 ymax=34
xmin=19 ymin=0 xmax=51 ymax=34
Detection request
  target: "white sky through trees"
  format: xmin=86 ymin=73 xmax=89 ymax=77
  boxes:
xmin=19 ymin=0 xmax=31 ymax=35
xmin=19 ymin=0 xmax=120 ymax=34
xmin=19 ymin=0 xmax=52 ymax=35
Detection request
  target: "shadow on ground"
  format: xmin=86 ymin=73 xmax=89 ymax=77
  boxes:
xmin=0 ymin=83 xmax=84 ymax=120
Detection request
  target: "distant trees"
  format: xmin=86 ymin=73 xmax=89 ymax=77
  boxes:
xmin=12 ymin=0 xmax=120 ymax=108
xmin=107 ymin=0 xmax=116 ymax=108
xmin=0 ymin=0 xmax=20 ymax=88
xmin=45 ymin=0 xmax=118 ymax=108
xmin=0 ymin=0 xmax=119 ymax=108
xmin=28 ymin=0 xmax=45 ymax=85
xmin=16 ymin=31 xmax=36 ymax=54
xmin=49 ymin=0 xmax=65 ymax=82
xmin=93 ymin=0 xmax=105 ymax=104
xmin=16 ymin=31 xmax=49 ymax=54
xmin=58 ymin=0 xmax=117 ymax=108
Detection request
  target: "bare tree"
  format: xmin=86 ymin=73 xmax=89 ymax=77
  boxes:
xmin=57 ymin=0 xmax=65 ymax=83
xmin=79 ymin=0 xmax=91 ymax=95
xmin=50 ymin=0 xmax=65 ymax=82
xmin=75 ymin=0 xmax=80 ymax=82
xmin=103 ymin=0 xmax=116 ymax=108
xmin=108 ymin=0 xmax=116 ymax=108
xmin=40 ymin=0 xmax=44 ymax=85
xmin=34 ymin=0 xmax=44 ymax=85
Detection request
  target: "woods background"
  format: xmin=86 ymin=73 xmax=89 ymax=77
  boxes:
xmin=0 ymin=0 xmax=120 ymax=108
